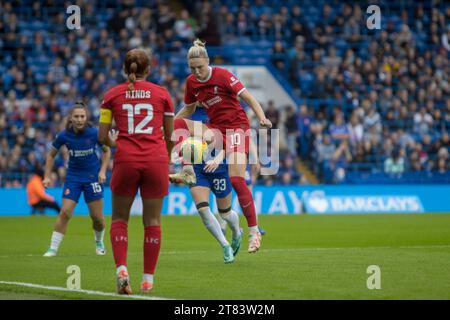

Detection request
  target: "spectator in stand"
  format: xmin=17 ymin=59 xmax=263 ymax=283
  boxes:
xmin=316 ymin=134 xmax=336 ymax=181
xmin=384 ymin=148 xmax=405 ymax=175
xmin=329 ymin=113 xmax=350 ymax=144
xmin=265 ymin=100 xmax=280 ymax=129
xmin=414 ymin=107 xmax=433 ymax=136
xmin=296 ymin=104 xmax=313 ymax=158
xmin=285 ymin=105 xmax=299 ymax=157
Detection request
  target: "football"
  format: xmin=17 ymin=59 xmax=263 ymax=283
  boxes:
xmin=180 ymin=137 xmax=208 ymax=164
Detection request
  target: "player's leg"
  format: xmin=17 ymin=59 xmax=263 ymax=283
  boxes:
xmin=84 ymin=181 xmax=106 ymax=255
xmin=191 ymin=186 xmax=234 ymax=263
xmin=111 ymin=194 xmax=134 ymax=294
xmin=139 ymin=161 xmax=169 ymax=292
xmin=247 ymin=183 xmax=266 ymax=236
xmin=87 ymin=199 xmax=106 ymax=255
xmin=43 ymin=198 xmax=77 ymax=257
xmin=228 ymin=151 xmax=261 ymax=253
xmin=216 ymin=193 xmax=242 ymax=257
xmin=140 ymin=197 xmax=163 ymax=293
xmin=43 ymin=180 xmax=81 ymax=257
xmin=216 ymin=212 xmax=228 ymax=235
xmin=110 ymin=162 xmax=139 ymax=295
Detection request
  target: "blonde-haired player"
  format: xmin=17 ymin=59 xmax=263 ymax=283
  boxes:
xmin=174 ymin=39 xmax=272 ymax=253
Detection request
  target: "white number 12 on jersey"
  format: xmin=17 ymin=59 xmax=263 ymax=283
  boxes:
xmin=122 ymin=103 xmax=154 ymax=134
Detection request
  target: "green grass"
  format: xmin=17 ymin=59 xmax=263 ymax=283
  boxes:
xmin=0 ymin=214 xmax=450 ymax=300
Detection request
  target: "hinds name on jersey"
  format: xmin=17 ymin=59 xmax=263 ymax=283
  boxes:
xmin=125 ymin=90 xmax=151 ymax=99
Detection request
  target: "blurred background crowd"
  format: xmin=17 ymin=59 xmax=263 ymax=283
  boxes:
xmin=0 ymin=0 xmax=449 ymax=187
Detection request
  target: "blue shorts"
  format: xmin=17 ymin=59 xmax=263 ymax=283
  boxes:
xmin=191 ymin=164 xmax=232 ymax=199
xmin=62 ymin=176 xmax=104 ymax=203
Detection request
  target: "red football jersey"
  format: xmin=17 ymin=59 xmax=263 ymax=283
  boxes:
xmin=101 ymin=80 xmax=174 ymax=163
xmin=184 ymin=66 xmax=250 ymax=130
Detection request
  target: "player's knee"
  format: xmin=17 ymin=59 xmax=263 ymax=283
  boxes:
xmin=60 ymin=208 xmax=73 ymax=220
xmin=196 ymin=202 xmax=210 ymax=216
xmin=91 ymin=215 xmax=105 ymax=228
xmin=218 ymin=206 xmax=231 ymax=218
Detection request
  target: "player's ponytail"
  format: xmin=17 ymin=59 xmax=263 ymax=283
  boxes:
xmin=187 ymin=39 xmax=208 ymax=59
xmin=123 ymin=49 xmax=151 ymax=92
xmin=128 ymin=62 xmax=137 ymax=91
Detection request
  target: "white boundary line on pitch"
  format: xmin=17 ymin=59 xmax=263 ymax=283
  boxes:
xmin=0 ymin=281 xmax=173 ymax=300
xmin=1 ymin=244 xmax=449 ymax=259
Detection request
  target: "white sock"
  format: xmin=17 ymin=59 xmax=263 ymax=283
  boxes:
xmin=249 ymin=226 xmax=259 ymax=234
xmin=198 ymin=207 xmax=229 ymax=247
xmin=215 ymin=213 xmax=227 ymax=231
xmin=94 ymin=229 xmax=105 ymax=242
xmin=220 ymin=210 xmax=242 ymax=239
xmin=116 ymin=265 xmax=127 ymax=275
xmin=50 ymin=231 xmax=64 ymax=251
xmin=143 ymin=274 xmax=153 ymax=283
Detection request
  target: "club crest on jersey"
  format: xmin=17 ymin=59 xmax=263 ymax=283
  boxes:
xmin=213 ymin=86 xmax=218 ymax=94
xmin=65 ymin=188 xmax=71 ymax=195
xmin=230 ymin=76 xmax=239 ymax=87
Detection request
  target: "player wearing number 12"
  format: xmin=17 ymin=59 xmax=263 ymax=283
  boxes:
xmin=42 ymin=102 xmax=111 ymax=258
xmin=98 ymin=49 xmax=175 ymax=295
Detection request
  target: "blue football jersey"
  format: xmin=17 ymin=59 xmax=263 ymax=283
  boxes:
xmin=52 ymin=126 xmax=102 ymax=181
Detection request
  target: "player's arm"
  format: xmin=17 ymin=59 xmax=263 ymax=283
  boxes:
xmin=175 ymin=102 xmax=197 ymax=119
xmin=43 ymin=148 xmax=58 ymax=188
xmin=163 ymin=114 xmax=175 ymax=159
xmin=98 ymin=145 xmax=111 ymax=184
xmin=239 ymin=89 xmax=272 ymax=128
xmin=98 ymin=108 xmax=116 ymax=147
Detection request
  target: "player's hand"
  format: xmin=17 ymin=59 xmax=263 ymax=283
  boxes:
xmin=260 ymin=118 xmax=272 ymax=128
xmin=98 ymin=172 xmax=106 ymax=184
xmin=43 ymin=178 xmax=51 ymax=188
xmin=108 ymin=129 xmax=118 ymax=147
xmin=204 ymin=159 xmax=220 ymax=173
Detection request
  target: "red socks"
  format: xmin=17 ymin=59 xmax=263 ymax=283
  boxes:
xmin=144 ymin=225 xmax=162 ymax=275
xmin=110 ymin=220 xmax=128 ymax=267
xmin=230 ymin=176 xmax=258 ymax=227
xmin=110 ymin=221 xmax=162 ymax=276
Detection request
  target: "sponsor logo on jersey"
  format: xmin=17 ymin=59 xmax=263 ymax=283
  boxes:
xmin=204 ymin=96 xmax=222 ymax=108
xmin=69 ymin=148 xmax=95 ymax=157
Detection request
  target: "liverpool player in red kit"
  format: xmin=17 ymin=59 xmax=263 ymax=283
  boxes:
xmin=174 ymin=40 xmax=272 ymax=253
xmin=98 ymin=49 xmax=174 ymax=294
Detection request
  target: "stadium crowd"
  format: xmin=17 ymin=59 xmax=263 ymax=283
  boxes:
xmin=0 ymin=0 xmax=449 ymax=187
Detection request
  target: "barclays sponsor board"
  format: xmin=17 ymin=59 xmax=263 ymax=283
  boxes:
xmin=0 ymin=186 xmax=304 ymax=216
xmin=0 ymin=185 xmax=448 ymax=216
xmin=305 ymin=195 xmax=424 ymax=214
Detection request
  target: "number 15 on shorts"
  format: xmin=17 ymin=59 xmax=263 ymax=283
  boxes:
xmin=91 ymin=182 xmax=102 ymax=193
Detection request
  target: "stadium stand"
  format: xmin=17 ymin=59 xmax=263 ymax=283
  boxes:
xmin=0 ymin=0 xmax=449 ymax=187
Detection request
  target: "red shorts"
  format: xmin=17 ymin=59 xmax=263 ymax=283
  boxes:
xmin=205 ymin=124 xmax=250 ymax=155
xmin=111 ymin=161 xmax=169 ymax=199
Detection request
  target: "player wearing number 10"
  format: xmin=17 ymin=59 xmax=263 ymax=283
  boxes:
xmin=42 ymin=102 xmax=111 ymax=258
xmin=98 ymin=49 xmax=175 ymax=295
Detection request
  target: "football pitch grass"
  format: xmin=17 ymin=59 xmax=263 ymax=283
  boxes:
xmin=0 ymin=214 xmax=449 ymax=300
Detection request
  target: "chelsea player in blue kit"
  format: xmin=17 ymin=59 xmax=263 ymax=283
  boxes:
xmin=42 ymin=102 xmax=112 ymax=257
xmin=171 ymin=106 xmax=243 ymax=263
